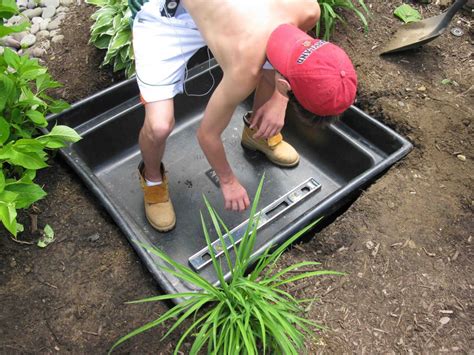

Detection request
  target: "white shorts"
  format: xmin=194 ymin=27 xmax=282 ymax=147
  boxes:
xmin=133 ymin=0 xmax=273 ymax=103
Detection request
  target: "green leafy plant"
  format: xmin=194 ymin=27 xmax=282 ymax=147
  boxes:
xmin=393 ymin=4 xmax=422 ymax=24
xmin=1 ymin=1 xmax=81 ymax=237
xmin=317 ymin=0 xmax=370 ymax=40
xmin=111 ymin=177 xmax=343 ymax=354
xmin=86 ymin=0 xmax=134 ymax=77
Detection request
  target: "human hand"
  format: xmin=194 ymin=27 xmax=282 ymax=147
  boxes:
xmin=250 ymin=97 xmax=287 ymax=139
xmin=220 ymin=176 xmax=250 ymax=212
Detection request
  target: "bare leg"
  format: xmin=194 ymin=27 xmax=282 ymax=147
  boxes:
xmin=139 ymin=99 xmax=175 ymax=181
xmin=251 ymin=69 xmax=276 ymax=117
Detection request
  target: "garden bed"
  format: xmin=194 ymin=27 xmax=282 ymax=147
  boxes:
xmin=1 ymin=0 xmax=473 ymax=353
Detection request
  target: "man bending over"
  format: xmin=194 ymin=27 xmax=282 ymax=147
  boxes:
xmin=132 ymin=0 xmax=357 ymax=231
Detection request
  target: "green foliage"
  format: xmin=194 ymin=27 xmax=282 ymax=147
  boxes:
xmin=393 ymin=4 xmax=422 ymax=24
xmin=1 ymin=2 xmax=81 ymax=237
xmin=86 ymin=0 xmax=134 ymax=77
xmin=317 ymin=0 xmax=370 ymax=40
xmin=111 ymin=177 xmax=344 ymax=354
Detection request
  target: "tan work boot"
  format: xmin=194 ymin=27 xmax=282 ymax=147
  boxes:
xmin=138 ymin=162 xmax=176 ymax=232
xmin=241 ymin=112 xmax=300 ymax=167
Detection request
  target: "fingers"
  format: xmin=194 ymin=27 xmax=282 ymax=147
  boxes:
xmin=225 ymin=199 xmax=232 ymax=210
xmin=249 ymin=111 xmax=261 ymax=129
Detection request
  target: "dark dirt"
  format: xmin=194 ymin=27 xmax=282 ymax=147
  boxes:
xmin=1 ymin=0 xmax=473 ymax=353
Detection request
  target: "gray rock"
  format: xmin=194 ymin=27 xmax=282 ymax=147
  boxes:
xmin=0 ymin=36 xmax=21 ymax=49
xmin=36 ymin=30 xmax=50 ymax=40
xmin=56 ymin=12 xmax=66 ymax=20
xmin=7 ymin=15 xmax=24 ymax=26
xmin=11 ymin=31 xmax=28 ymax=42
xmin=41 ymin=6 xmax=56 ymax=19
xmin=27 ymin=0 xmax=37 ymax=9
xmin=23 ymin=7 xmax=43 ymax=18
xmin=0 ymin=46 xmax=4 ymax=55
xmin=60 ymin=0 xmax=73 ymax=5
xmin=40 ymin=0 xmax=60 ymax=7
xmin=51 ymin=34 xmax=64 ymax=43
xmin=30 ymin=23 xmax=40 ymax=34
xmin=47 ymin=17 xmax=61 ymax=30
xmin=56 ymin=6 xmax=69 ymax=12
xmin=39 ymin=18 xmax=50 ymax=30
xmin=39 ymin=39 xmax=50 ymax=50
xmin=31 ymin=47 xmax=46 ymax=57
xmin=17 ymin=0 xmax=29 ymax=9
xmin=31 ymin=16 xmax=44 ymax=24
xmin=20 ymin=34 xmax=36 ymax=48
xmin=49 ymin=29 xmax=61 ymax=37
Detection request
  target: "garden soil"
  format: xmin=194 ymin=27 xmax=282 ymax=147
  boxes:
xmin=1 ymin=0 xmax=473 ymax=353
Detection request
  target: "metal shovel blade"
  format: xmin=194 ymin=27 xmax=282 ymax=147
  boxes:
xmin=380 ymin=0 xmax=467 ymax=55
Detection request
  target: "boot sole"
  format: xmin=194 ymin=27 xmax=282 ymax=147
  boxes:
xmin=241 ymin=142 xmax=300 ymax=168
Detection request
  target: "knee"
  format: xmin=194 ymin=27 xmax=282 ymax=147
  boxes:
xmin=142 ymin=115 xmax=175 ymax=142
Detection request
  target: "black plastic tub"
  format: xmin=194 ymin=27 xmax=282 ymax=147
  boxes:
xmin=47 ymin=59 xmax=412 ymax=296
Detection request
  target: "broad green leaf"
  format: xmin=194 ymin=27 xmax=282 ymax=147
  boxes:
xmin=0 ymin=169 xmax=5 ymax=193
xmin=5 ymin=182 xmax=46 ymax=209
xmin=26 ymin=110 xmax=47 ymax=127
xmin=0 ymin=144 xmax=48 ymax=169
xmin=0 ymin=0 xmax=17 ymax=18
xmin=0 ymin=116 xmax=10 ymax=145
xmin=43 ymin=125 xmax=81 ymax=143
xmin=0 ymin=202 xmax=18 ymax=236
xmin=0 ymin=74 xmax=16 ymax=112
xmin=393 ymin=4 xmax=421 ymax=23
xmin=21 ymin=67 xmax=48 ymax=81
xmin=3 ymin=47 xmax=21 ymax=70
xmin=0 ymin=21 xmax=29 ymax=37
xmin=47 ymin=99 xmax=69 ymax=114
xmin=37 ymin=224 xmax=54 ymax=248
xmin=13 ymin=138 xmax=46 ymax=152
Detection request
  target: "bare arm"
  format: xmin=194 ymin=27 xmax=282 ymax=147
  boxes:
xmin=197 ymin=72 xmax=259 ymax=211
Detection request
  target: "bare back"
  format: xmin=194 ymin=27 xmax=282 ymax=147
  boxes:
xmin=181 ymin=0 xmax=320 ymax=73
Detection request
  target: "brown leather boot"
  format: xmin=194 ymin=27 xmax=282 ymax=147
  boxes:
xmin=138 ymin=162 xmax=176 ymax=232
xmin=241 ymin=112 xmax=300 ymax=167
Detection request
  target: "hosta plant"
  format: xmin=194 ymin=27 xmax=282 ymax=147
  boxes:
xmin=86 ymin=0 xmax=134 ymax=77
xmin=317 ymin=0 xmax=370 ymax=40
xmin=111 ymin=177 xmax=343 ymax=354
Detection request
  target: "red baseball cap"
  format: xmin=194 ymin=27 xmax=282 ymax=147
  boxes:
xmin=266 ymin=24 xmax=357 ymax=116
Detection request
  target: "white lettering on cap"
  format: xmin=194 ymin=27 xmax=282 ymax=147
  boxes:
xmin=296 ymin=40 xmax=328 ymax=64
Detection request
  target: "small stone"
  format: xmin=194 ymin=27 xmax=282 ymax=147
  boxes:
xmin=398 ymin=101 xmax=405 ymax=107
xmin=17 ymin=0 xmax=29 ymax=9
xmin=42 ymin=6 xmax=56 ymax=19
xmin=49 ymin=29 xmax=60 ymax=37
xmin=11 ymin=31 xmax=28 ymax=42
xmin=457 ymin=154 xmax=466 ymax=161
xmin=27 ymin=0 xmax=36 ymax=8
xmin=30 ymin=23 xmax=40 ymax=34
xmin=417 ymin=85 xmax=427 ymax=92
xmin=405 ymin=87 xmax=412 ymax=92
xmin=366 ymin=240 xmax=375 ymax=250
xmin=87 ymin=233 xmax=100 ymax=242
xmin=36 ymin=30 xmax=50 ymax=40
xmin=7 ymin=15 xmax=24 ymax=26
xmin=39 ymin=18 xmax=50 ymax=30
xmin=39 ymin=39 xmax=50 ymax=50
xmin=60 ymin=0 xmax=73 ymax=5
xmin=20 ymin=33 xmax=36 ymax=48
xmin=31 ymin=16 xmax=44 ymax=25
xmin=407 ymin=240 xmax=416 ymax=249
xmin=47 ymin=17 xmax=61 ymax=30
xmin=31 ymin=47 xmax=46 ymax=57
xmin=51 ymin=34 xmax=64 ymax=43
xmin=40 ymin=0 xmax=60 ymax=7
xmin=439 ymin=317 xmax=450 ymax=325
xmin=56 ymin=12 xmax=66 ymax=20
xmin=0 ymin=36 xmax=21 ymax=49
xmin=23 ymin=7 xmax=43 ymax=18
xmin=10 ymin=258 xmax=17 ymax=268
xmin=56 ymin=6 xmax=69 ymax=12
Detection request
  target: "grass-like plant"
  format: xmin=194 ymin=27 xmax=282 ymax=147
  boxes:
xmin=110 ymin=177 xmax=343 ymax=354
xmin=317 ymin=0 xmax=370 ymax=40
